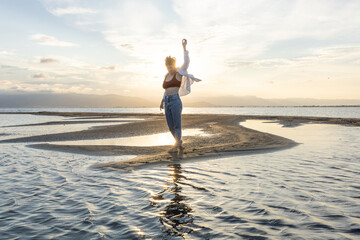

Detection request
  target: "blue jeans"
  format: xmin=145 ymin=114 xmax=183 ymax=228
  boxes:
xmin=164 ymin=94 xmax=182 ymax=145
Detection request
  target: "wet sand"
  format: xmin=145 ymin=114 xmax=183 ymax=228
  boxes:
xmin=2 ymin=111 xmax=359 ymax=170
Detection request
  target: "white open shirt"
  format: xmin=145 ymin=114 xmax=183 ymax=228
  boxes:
xmin=176 ymin=51 xmax=202 ymax=96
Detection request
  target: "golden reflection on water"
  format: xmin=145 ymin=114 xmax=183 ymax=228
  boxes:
xmin=52 ymin=128 xmax=211 ymax=147
xmin=131 ymin=226 xmax=146 ymax=239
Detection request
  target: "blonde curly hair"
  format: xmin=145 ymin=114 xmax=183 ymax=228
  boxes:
xmin=165 ymin=56 xmax=176 ymax=67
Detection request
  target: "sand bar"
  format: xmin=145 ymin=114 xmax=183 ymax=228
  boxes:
xmin=1 ymin=111 xmax=359 ymax=170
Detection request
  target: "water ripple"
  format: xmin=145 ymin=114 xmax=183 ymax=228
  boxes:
xmin=1 ymin=120 xmax=360 ymax=239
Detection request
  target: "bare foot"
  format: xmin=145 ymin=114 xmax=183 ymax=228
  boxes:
xmin=168 ymin=146 xmax=178 ymax=153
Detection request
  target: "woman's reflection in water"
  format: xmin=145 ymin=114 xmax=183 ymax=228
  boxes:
xmin=151 ymin=163 xmax=194 ymax=237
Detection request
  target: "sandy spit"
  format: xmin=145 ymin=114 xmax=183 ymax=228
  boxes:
xmin=6 ymin=111 xmax=358 ymax=170
xmin=3 ymin=111 xmax=359 ymax=171
xmin=0 ymin=111 xmax=301 ymax=170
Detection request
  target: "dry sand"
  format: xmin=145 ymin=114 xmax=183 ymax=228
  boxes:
xmin=2 ymin=111 xmax=359 ymax=170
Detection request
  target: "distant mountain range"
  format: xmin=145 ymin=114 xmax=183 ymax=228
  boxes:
xmin=184 ymin=95 xmax=360 ymax=107
xmin=0 ymin=93 xmax=156 ymax=108
xmin=0 ymin=92 xmax=359 ymax=108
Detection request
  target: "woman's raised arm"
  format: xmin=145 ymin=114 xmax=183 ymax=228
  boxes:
xmin=179 ymin=39 xmax=190 ymax=72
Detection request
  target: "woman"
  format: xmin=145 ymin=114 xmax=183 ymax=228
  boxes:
xmin=160 ymin=39 xmax=201 ymax=153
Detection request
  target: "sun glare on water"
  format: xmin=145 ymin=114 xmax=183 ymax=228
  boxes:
xmin=51 ymin=129 xmax=211 ymax=147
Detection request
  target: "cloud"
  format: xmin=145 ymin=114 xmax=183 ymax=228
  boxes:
xmin=100 ymin=0 xmax=166 ymax=60
xmin=40 ymin=57 xmax=59 ymax=64
xmin=0 ymin=50 xmax=14 ymax=56
xmin=39 ymin=1 xmax=360 ymax=77
xmin=50 ymin=7 xmax=96 ymax=16
xmin=32 ymin=73 xmax=53 ymax=79
xmin=30 ymin=34 xmax=78 ymax=47
xmin=0 ymin=79 xmax=98 ymax=94
xmin=227 ymin=45 xmax=360 ymax=70
xmin=7 ymin=55 xmax=116 ymax=79
xmin=314 ymin=46 xmax=360 ymax=62
xmin=97 ymin=0 xmax=360 ymax=80
xmin=10 ymin=0 xmax=360 ymax=99
xmin=100 ymin=65 xmax=116 ymax=71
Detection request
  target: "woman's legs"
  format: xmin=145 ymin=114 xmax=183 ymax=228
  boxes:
xmin=165 ymin=105 xmax=176 ymax=138
xmin=171 ymin=97 xmax=182 ymax=146
xmin=164 ymin=94 xmax=182 ymax=147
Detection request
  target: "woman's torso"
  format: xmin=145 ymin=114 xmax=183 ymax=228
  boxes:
xmin=163 ymin=72 xmax=182 ymax=96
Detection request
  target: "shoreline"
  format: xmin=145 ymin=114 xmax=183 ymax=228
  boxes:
xmin=2 ymin=111 xmax=358 ymax=170
xmin=1 ymin=111 xmax=359 ymax=126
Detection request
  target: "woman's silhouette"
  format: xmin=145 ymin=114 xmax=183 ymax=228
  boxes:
xmin=160 ymin=39 xmax=201 ymax=153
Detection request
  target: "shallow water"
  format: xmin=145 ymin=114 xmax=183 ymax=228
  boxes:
xmin=1 ymin=116 xmax=360 ymax=239
xmin=0 ymin=114 xmax=137 ymax=141
xmin=51 ymin=128 xmax=212 ymax=147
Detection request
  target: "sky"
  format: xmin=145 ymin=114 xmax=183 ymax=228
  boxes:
xmin=1 ymin=0 xmax=360 ymax=100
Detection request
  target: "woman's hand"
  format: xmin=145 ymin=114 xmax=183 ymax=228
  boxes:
xmin=160 ymin=99 xmax=164 ymax=111
xmin=182 ymin=39 xmax=187 ymax=51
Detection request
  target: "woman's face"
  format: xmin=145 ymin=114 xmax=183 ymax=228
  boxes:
xmin=166 ymin=64 xmax=176 ymax=74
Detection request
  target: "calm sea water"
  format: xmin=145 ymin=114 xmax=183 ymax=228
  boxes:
xmin=0 ymin=109 xmax=360 ymax=239
xmin=1 ymin=106 xmax=360 ymax=118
